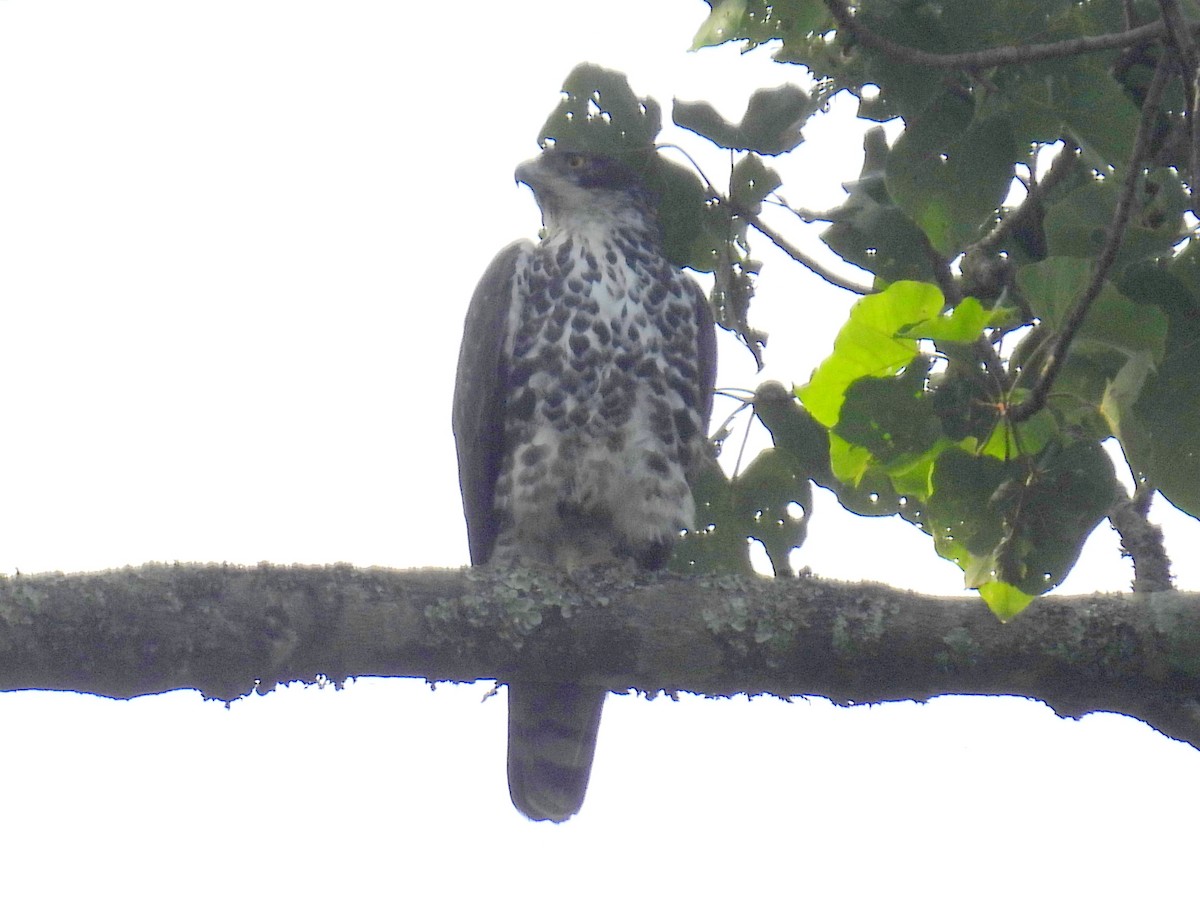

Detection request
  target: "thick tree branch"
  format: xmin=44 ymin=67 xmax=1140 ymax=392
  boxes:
xmin=823 ymin=0 xmax=1180 ymax=69
xmin=3 ymin=564 xmax=1199 ymax=751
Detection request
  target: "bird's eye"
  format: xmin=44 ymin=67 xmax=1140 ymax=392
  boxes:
xmin=567 ymin=154 xmax=585 ymax=168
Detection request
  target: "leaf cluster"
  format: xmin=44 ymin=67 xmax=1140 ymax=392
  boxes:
xmin=538 ymin=0 xmax=1200 ymax=615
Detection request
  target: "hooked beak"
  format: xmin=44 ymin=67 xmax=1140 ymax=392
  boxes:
xmin=514 ymin=155 xmax=547 ymax=190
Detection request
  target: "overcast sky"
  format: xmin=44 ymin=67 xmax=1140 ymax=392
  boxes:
xmin=1 ymin=2 xmax=1197 ymax=897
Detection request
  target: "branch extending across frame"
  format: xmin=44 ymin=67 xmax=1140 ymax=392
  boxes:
xmin=2 ymin=563 xmax=1199 ymax=749
xmin=823 ymin=0 xmax=1184 ymax=69
xmin=1008 ymin=55 xmax=1173 ymax=423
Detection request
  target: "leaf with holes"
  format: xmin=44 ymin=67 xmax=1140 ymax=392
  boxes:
xmin=675 ymin=450 xmax=812 ymax=576
xmin=924 ymin=442 xmax=1118 ymax=618
xmin=885 ymin=93 xmax=1016 ymax=254
xmin=674 ymin=84 xmax=815 ymax=155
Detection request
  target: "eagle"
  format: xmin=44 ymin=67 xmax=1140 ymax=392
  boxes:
xmin=453 ymin=147 xmax=717 ymax=822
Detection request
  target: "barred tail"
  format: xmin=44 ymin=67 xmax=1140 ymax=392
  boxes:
xmin=507 ymin=682 xmax=606 ymax=823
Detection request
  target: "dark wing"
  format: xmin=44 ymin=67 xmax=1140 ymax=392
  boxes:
xmin=693 ymin=282 xmax=718 ymax=429
xmin=452 ymin=239 xmax=529 ymax=565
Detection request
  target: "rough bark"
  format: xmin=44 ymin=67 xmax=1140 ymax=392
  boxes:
xmin=1 ymin=563 xmax=1198 ymax=749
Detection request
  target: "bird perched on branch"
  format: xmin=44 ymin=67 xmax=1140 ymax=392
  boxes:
xmin=453 ymin=147 xmax=716 ymax=822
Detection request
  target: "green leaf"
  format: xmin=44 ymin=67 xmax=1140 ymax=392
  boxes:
xmin=929 ymin=357 xmax=1012 ymax=446
xmin=1006 ymin=58 xmax=1141 ymax=169
xmin=978 ymin=582 xmax=1035 ymax=621
xmin=675 ymin=460 xmax=756 ymax=576
xmin=648 ymin=156 xmax=722 ymax=271
xmin=798 ymin=281 xmax=944 ymax=427
xmin=851 ymin=0 xmax=1080 ymax=123
xmin=828 ymin=431 xmax=874 ymax=486
xmin=752 ymin=381 xmax=831 ymax=483
xmin=690 ymin=0 xmax=831 ymax=51
xmin=825 ymin=432 xmax=914 ymax=516
xmin=539 ymin=63 xmax=661 ymax=158
xmin=733 ymin=84 xmax=814 ymax=155
xmin=925 ymin=441 xmax=1118 ymax=607
xmin=691 ymin=0 xmax=749 ymax=49
xmin=674 ymin=84 xmax=814 ymax=155
xmin=674 ymin=451 xmax=812 ymax=577
xmin=978 ymin=408 xmax=1057 ymax=461
xmin=822 ymin=128 xmax=942 ymax=283
xmin=1015 ymin=257 xmax=1167 ymax=362
xmin=834 ymin=355 xmax=941 ymax=468
xmin=1126 ymin=252 xmax=1200 ymax=518
xmin=1101 ymin=350 xmax=1155 ymax=473
xmin=926 ymin=448 xmax=1013 ymax=573
xmin=900 ymin=297 xmax=991 ymax=343
xmin=1059 ymin=68 xmax=1144 ymax=168
xmin=1042 ymin=171 xmax=1188 ymax=274
xmin=730 ymin=154 xmax=782 ymax=216
xmin=731 ymin=448 xmax=813 ymax=575
xmin=885 ymin=94 xmax=1016 ymax=253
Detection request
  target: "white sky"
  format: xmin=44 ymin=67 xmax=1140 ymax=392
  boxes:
xmin=1 ymin=1 xmax=1198 ymax=897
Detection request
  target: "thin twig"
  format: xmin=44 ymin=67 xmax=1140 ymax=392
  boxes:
xmin=711 ymin=398 xmax=753 ymax=448
xmin=714 ymin=387 xmax=756 ymax=401
xmin=1009 ymin=56 xmax=1173 ymax=423
xmin=823 ymin=0 xmax=1176 ymax=69
xmin=744 ymin=212 xmax=872 ymax=295
xmin=766 ymin=196 xmax=836 ymax=224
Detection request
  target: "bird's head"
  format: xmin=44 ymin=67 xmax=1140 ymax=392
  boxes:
xmin=516 ymin=148 xmax=656 ymax=234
